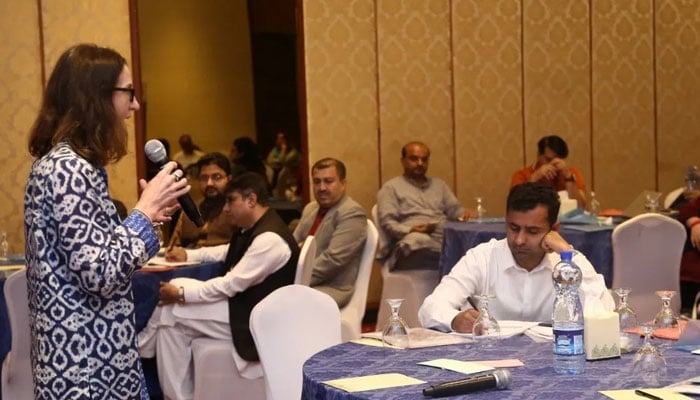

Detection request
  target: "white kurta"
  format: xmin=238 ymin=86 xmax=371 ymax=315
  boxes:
xmin=138 ymin=232 xmax=291 ymax=400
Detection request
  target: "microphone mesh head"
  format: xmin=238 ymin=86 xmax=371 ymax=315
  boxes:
xmin=144 ymin=139 xmax=167 ymax=163
xmin=493 ymin=369 xmax=512 ymax=389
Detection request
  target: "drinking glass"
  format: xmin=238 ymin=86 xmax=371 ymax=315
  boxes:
xmin=0 ymin=230 xmax=8 ymax=260
xmin=632 ymin=323 xmax=667 ymax=386
xmin=652 ymin=290 xmax=681 ymax=350
xmin=474 ymin=197 xmax=486 ymax=222
xmin=614 ymin=287 xmax=639 ymax=353
xmin=472 ymin=294 xmax=500 ymax=348
xmin=644 ymin=193 xmax=661 ymax=212
xmin=381 ymin=298 xmax=410 ymax=349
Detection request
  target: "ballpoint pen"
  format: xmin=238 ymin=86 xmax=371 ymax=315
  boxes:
xmin=634 ymin=389 xmax=664 ymax=400
xmin=467 ymin=296 xmax=479 ymax=310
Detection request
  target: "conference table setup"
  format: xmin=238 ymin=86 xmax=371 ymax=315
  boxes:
xmin=440 ymin=218 xmax=615 ymax=287
xmin=301 ymin=333 xmax=700 ymax=399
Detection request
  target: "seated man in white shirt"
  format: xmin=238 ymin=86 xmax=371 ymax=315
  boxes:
xmin=419 ymin=182 xmax=614 ymax=333
xmin=138 ymin=172 xmax=299 ymax=400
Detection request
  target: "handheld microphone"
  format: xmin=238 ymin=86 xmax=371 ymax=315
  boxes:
xmin=422 ymin=369 xmax=512 ymax=398
xmin=144 ymin=139 xmax=205 ymax=227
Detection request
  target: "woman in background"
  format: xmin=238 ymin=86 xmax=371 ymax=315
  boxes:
xmin=25 ymin=44 xmax=189 ymax=400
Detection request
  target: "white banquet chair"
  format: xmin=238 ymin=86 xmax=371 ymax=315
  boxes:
xmin=2 ymin=269 xmax=33 ymax=400
xmin=372 ymin=205 xmax=440 ymax=328
xmin=294 ymin=235 xmax=316 ymax=286
xmin=611 ymin=213 xmax=686 ymax=322
xmin=250 ymin=284 xmax=341 ymax=400
xmin=339 ymin=220 xmax=378 ymax=341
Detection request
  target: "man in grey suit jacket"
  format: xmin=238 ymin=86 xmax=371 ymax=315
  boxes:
xmin=293 ymin=158 xmax=368 ymax=307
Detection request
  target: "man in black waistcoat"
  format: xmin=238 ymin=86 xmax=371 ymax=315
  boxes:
xmin=138 ymin=172 xmax=299 ymax=400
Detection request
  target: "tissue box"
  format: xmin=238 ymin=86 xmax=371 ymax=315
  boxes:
xmin=583 ymin=311 xmax=621 ymax=360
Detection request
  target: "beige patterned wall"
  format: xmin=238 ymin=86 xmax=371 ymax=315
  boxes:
xmin=302 ymin=0 xmax=380 ymax=209
xmin=523 ymin=0 xmax=592 ymax=200
xmin=592 ymin=0 xmax=655 ymax=207
xmin=656 ymin=0 xmax=700 ymax=195
xmin=0 ymin=1 xmax=41 ymax=253
xmin=377 ymin=0 xmax=454 ymax=185
xmin=302 ymin=0 xmax=700 ymax=216
xmin=453 ymin=0 xmax=524 ymax=216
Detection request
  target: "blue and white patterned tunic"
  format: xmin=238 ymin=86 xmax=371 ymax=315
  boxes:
xmin=24 ymin=143 xmax=158 ymax=400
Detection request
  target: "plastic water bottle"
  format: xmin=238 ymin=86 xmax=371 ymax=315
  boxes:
xmin=552 ymin=250 xmax=585 ymax=374
xmin=686 ymin=166 xmax=699 ymax=191
xmin=589 ymin=191 xmax=601 ymax=219
xmin=0 ymin=230 xmax=8 ymax=260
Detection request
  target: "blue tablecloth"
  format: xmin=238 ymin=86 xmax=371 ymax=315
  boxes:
xmin=440 ymin=221 xmax=614 ymax=287
xmin=0 ymin=261 xmax=223 ymax=400
xmin=302 ymin=335 xmax=700 ymax=400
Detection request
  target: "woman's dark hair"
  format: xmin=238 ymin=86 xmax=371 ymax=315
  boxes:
xmin=28 ymin=43 xmax=129 ymax=166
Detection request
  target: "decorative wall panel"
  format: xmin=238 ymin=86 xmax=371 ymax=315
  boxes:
xmin=303 ymin=0 xmax=379 ymax=210
xmin=656 ymin=0 xmax=700 ymax=195
xmin=523 ymin=0 xmax=592 ymax=195
xmin=377 ymin=0 xmax=454 ymax=188
xmin=592 ymin=0 xmax=655 ymax=209
xmin=0 ymin=1 xmax=41 ymax=252
xmin=452 ymin=0 xmax=523 ymax=215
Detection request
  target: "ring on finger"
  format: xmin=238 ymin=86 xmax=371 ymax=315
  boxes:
xmin=172 ymin=171 xmax=183 ymax=182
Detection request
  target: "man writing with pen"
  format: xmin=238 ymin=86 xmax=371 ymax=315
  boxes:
xmin=418 ymin=182 xmax=614 ymax=333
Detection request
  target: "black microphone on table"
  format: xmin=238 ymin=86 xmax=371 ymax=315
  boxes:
xmin=422 ymin=369 xmax=512 ymax=398
xmin=144 ymin=139 xmax=205 ymax=228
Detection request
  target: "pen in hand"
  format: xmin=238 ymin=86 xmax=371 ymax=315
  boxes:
xmin=467 ymin=296 xmax=479 ymax=310
xmin=634 ymin=389 xmax=663 ymax=400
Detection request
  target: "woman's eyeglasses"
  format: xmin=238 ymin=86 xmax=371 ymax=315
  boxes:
xmin=113 ymin=87 xmax=136 ymax=102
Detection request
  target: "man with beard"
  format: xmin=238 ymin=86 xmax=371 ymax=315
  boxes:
xmin=169 ymin=152 xmax=236 ymax=248
xmin=377 ymin=141 xmax=470 ymax=270
xmin=293 ymin=158 xmax=367 ymax=307
xmin=418 ymin=183 xmax=614 ymax=333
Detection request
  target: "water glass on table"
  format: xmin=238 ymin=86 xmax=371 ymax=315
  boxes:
xmin=471 ymin=294 xmax=500 ymax=348
xmin=382 ymin=298 xmax=410 ymax=349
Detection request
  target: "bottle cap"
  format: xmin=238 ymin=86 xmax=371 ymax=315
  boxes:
xmin=560 ymin=250 xmax=573 ymax=261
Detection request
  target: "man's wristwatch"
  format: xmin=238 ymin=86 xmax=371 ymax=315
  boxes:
xmin=177 ymin=286 xmax=185 ymax=303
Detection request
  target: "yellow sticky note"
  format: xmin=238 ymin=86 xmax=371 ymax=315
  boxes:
xmin=599 ymin=389 xmax=694 ymax=400
xmin=323 ymin=373 xmax=425 ymax=392
xmin=417 ymin=358 xmax=494 ymax=375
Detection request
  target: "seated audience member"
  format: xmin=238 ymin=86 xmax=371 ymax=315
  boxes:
xmin=511 ymin=135 xmax=587 ymax=209
xmin=677 ymin=197 xmax=700 ymax=310
xmin=172 ymin=133 xmax=205 ymax=172
xmin=377 ymin=141 xmax=470 ymax=270
xmin=293 ymin=158 xmax=367 ymax=307
xmin=419 ymin=182 xmax=613 ymax=333
xmin=138 ymin=172 xmax=299 ymax=400
xmin=169 ymin=152 xmax=236 ymax=248
xmin=266 ymin=130 xmax=301 ymax=196
xmin=230 ymin=136 xmax=267 ymax=178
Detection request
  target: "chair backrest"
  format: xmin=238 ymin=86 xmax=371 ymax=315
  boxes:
xmin=371 ymin=204 xmax=391 ymax=259
xmin=250 ymin=284 xmax=341 ymax=400
xmin=2 ymin=268 xmax=33 ymax=400
xmin=294 ymin=236 xmax=316 ymax=286
xmin=339 ymin=219 xmax=378 ymax=341
xmin=611 ymin=213 xmax=686 ymax=321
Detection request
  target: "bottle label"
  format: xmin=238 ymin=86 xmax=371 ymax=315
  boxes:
xmin=553 ymin=327 xmax=584 ymax=356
